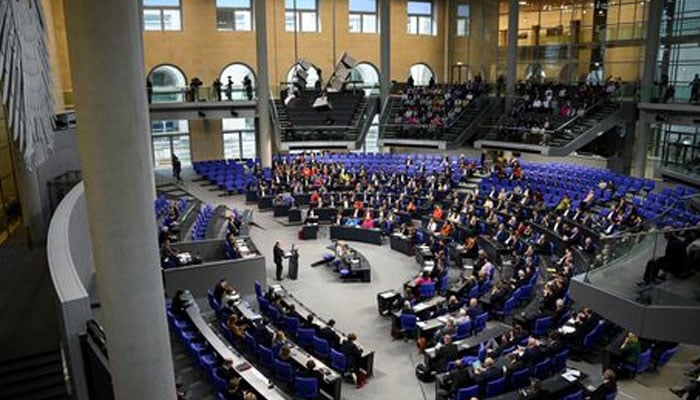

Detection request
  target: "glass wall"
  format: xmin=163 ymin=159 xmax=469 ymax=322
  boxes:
xmin=0 ymin=106 xmax=21 ymax=245
xmin=151 ymin=120 xmax=191 ymax=169
xmin=150 ymin=65 xmax=187 ymax=103
xmin=657 ymin=124 xmax=700 ymax=180
xmin=222 ymin=118 xmax=256 ymax=159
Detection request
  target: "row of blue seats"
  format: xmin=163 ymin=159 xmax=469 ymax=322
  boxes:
xmin=191 ymin=204 xmax=214 ymax=241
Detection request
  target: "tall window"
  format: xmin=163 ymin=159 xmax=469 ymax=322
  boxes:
xmin=143 ymin=0 xmax=182 ymax=31
xmin=151 ymin=120 xmax=191 ymax=169
xmin=285 ymin=0 xmax=319 ymax=33
xmin=150 ymin=65 xmax=187 ymax=103
xmin=407 ymin=1 xmax=435 ymax=36
xmin=455 ymin=4 xmax=470 ymax=37
xmin=223 ymin=118 xmax=257 ymax=159
xmin=349 ymin=0 xmax=378 ymax=34
xmin=216 ymin=0 xmax=253 ymax=31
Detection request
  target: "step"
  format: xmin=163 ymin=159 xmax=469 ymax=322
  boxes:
xmin=5 ymin=383 xmax=68 ymax=400
xmin=0 ymin=373 xmax=66 ymax=399
xmin=0 ymin=363 xmax=63 ymax=387
xmin=0 ymin=352 xmax=61 ymax=378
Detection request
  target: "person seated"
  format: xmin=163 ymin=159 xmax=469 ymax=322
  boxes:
xmin=510 ymin=337 xmax=543 ymax=369
xmin=302 ymin=314 xmax=318 ymax=333
xmin=160 ymin=238 xmax=181 ymax=268
xmin=493 ymin=223 xmax=509 ymax=243
xmin=361 ymin=215 xmax=375 ymax=229
xmin=340 ymin=333 xmax=366 ymax=387
xmin=223 ymin=377 xmax=245 ymax=400
xmin=220 ymin=359 xmax=237 ymax=381
xmin=474 ymin=357 xmax=504 ymax=384
xmin=587 ymin=369 xmax=617 ymax=400
xmin=298 ymin=359 xmax=318 ymax=379
xmin=226 ymin=314 xmax=247 ymax=340
xmin=213 ymin=279 xmax=229 ymax=303
xmin=414 ymin=271 xmax=433 ymax=287
xmin=439 ymin=221 xmax=454 ymax=237
xmin=606 ymin=332 xmax=642 ymax=376
xmin=220 ymin=287 xmax=241 ymax=311
xmin=319 ymin=319 xmax=341 ymax=348
xmin=433 ymin=334 xmax=459 ymax=373
xmin=170 ymin=289 xmax=189 ymax=316
xmin=464 ymin=235 xmax=479 ymax=258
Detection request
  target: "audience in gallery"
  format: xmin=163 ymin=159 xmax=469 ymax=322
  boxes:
xmin=496 ymin=77 xmax=620 ymax=145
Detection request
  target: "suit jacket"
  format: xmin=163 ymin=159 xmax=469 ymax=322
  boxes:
xmin=273 ymin=245 xmax=284 ymax=263
xmin=319 ymin=326 xmax=340 ymax=348
xmin=589 ymin=381 xmax=617 ymax=400
xmin=475 ymin=365 xmax=503 ymax=384
xmin=434 ymin=343 xmax=458 ymax=372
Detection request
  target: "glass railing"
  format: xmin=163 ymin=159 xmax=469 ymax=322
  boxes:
xmin=666 ymin=16 xmax=700 ymax=37
xmin=659 ymin=141 xmax=700 ymax=181
xmin=150 ymin=87 xmax=256 ymax=103
xmin=637 ymin=85 xmax=700 ymax=104
xmin=583 ymin=226 xmax=700 ymax=306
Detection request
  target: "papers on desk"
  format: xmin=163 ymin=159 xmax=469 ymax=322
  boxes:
xmin=177 ymin=252 xmax=193 ymax=265
xmin=559 ymin=325 xmax=576 ymax=334
xmin=236 ymin=362 xmax=252 ymax=372
xmin=379 ymin=290 xmax=397 ymax=299
xmin=561 ymin=368 xmax=581 ymax=382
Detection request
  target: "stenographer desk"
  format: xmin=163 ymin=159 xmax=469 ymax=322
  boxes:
xmin=329 ymin=225 xmax=382 ymax=245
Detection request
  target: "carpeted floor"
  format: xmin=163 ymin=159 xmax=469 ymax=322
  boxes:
xmin=174 ymin=167 xmax=696 ymax=400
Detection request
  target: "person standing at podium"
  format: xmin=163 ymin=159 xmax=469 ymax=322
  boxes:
xmin=274 ymin=240 xmax=285 ymax=281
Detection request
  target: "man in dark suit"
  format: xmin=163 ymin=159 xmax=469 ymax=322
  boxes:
xmin=588 ymin=369 xmax=617 ymax=400
xmin=319 ymin=319 xmax=340 ymax=348
xmin=273 ymin=240 xmax=285 ymax=281
xmin=474 ymin=357 xmax=503 ymax=384
xmin=433 ymin=335 xmax=459 ymax=373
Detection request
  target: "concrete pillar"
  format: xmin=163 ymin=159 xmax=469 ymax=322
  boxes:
xmin=62 ymin=2 xmax=176 ymax=400
xmin=255 ymin=0 xmax=273 ymax=166
xmin=505 ymin=0 xmax=519 ymax=110
xmin=379 ymin=0 xmax=391 ymax=104
xmin=640 ymin=0 xmax=663 ymax=103
xmin=10 ymin=142 xmax=47 ymax=245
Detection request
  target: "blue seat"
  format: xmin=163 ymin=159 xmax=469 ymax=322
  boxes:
xmin=561 ymin=390 xmax=584 ymax=400
xmin=493 ymin=296 xmax=516 ymax=320
xmin=198 ymin=352 xmax=218 ymax=371
xmin=330 ymin=348 xmax=346 ymax=373
xmin=210 ymin=368 xmax=228 ymax=392
xmin=254 ymin=280 xmax=263 ymax=298
xmin=551 ymin=349 xmax=569 ymax=374
xmin=474 ymin=313 xmax=488 ymax=333
xmin=399 ymin=313 xmax=418 ymax=338
xmin=623 ymin=349 xmax=651 ymax=378
xmin=455 ymin=319 xmax=472 ymax=340
xmin=604 ymin=391 xmax=617 ymax=400
xmin=655 ymin=346 xmax=679 ymax=368
xmin=533 ymin=316 xmax=552 ymax=336
xmin=244 ymin=331 xmax=257 ymax=351
xmin=312 ymin=336 xmax=330 ymax=359
xmin=510 ymin=367 xmax=531 ymax=390
xmin=284 ymin=316 xmax=300 ymax=337
xmin=297 ymin=328 xmax=315 ymax=348
xmin=420 ymin=282 xmax=436 ymax=299
xmin=258 ymin=344 xmax=274 ymax=368
xmin=484 ymin=376 xmax=506 ymax=397
xmin=533 ymin=358 xmax=551 ymax=380
xmin=456 ymin=385 xmax=479 ymax=400
xmin=207 ymin=290 xmax=219 ymax=312
xmin=295 ymin=377 xmax=319 ymax=399
xmin=274 ymin=359 xmax=294 ymax=384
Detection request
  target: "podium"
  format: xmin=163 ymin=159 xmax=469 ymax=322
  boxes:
xmin=287 ymin=249 xmax=300 ymax=279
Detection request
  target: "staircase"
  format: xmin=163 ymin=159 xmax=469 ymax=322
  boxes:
xmin=474 ymin=100 xmax=629 ymax=156
xmin=0 ymin=350 xmax=69 ymax=400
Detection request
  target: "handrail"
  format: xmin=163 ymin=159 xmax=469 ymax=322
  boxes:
xmin=453 ymin=96 xmax=503 ymax=146
xmin=268 ymin=95 xmax=283 ymax=150
xmin=356 ymin=95 xmax=379 ymax=148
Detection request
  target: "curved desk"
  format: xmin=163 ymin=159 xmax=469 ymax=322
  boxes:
xmin=329 ymin=225 xmax=382 ymax=245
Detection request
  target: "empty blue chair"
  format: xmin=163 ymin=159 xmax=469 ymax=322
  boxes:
xmin=510 ymin=367 xmax=531 ymax=390
xmin=254 ymin=280 xmax=263 ymax=298
xmin=216 ymin=392 xmax=226 ymax=400
xmin=485 ymin=376 xmax=506 ymax=397
xmin=534 ymin=358 xmax=551 ymax=380
xmin=493 ymin=296 xmax=516 ymax=320
xmin=297 ymin=328 xmax=315 ymax=348
xmin=198 ymin=352 xmax=218 ymax=371
xmin=284 ymin=316 xmax=300 ymax=337
xmin=655 ymin=346 xmax=679 ymax=368
xmin=533 ymin=316 xmax=552 ymax=337
xmin=188 ymin=340 xmax=208 ymax=358
xmin=622 ymin=349 xmax=652 ymax=378
xmin=474 ymin=313 xmax=488 ymax=333
xmin=295 ymin=377 xmax=319 ymax=399
xmin=455 ymin=319 xmax=472 ymax=340
xmin=312 ymin=336 xmax=330 ymax=358
xmin=551 ymin=349 xmax=569 ymax=374
xmin=274 ymin=359 xmax=294 ymax=384
xmin=399 ymin=313 xmax=418 ymax=338
xmin=244 ymin=331 xmax=257 ymax=351
xmin=456 ymin=385 xmax=479 ymax=400
xmin=207 ymin=290 xmax=219 ymax=312
xmin=330 ymin=348 xmax=346 ymax=373
xmin=561 ymin=390 xmax=584 ymax=400
xmin=258 ymin=344 xmax=274 ymax=368
xmin=210 ymin=368 xmax=228 ymax=392
xmin=420 ymin=282 xmax=436 ymax=299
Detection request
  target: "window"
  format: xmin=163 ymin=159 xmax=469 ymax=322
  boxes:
xmin=455 ymin=4 xmax=470 ymax=37
xmin=409 ymin=63 xmax=435 ymax=86
xmin=285 ymin=0 xmax=319 ymax=33
xmin=286 ymin=64 xmax=320 ymax=89
xmin=350 ymin=62 xmax=380 ymax=91
xmin=220 ymin=63 xmax=257 ymax=100
xmin=216 ymin=0 xmax=252 ymax=31
xmin=407 ymin=1 xmax=435 ymax=35
xmin=151 ymin=120 xmax=191 ymax=168
xmin=149 ymin=65 xmax=187 ymax=103
xmin=222 ymin=118 xmax=257 ymax=159
xmin=349 ymin=0 xmax=378 ymax=33
xmin=143 ymin=0 xmax=182 ymax=31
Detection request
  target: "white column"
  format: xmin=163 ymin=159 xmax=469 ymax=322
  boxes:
xmin=379 ymin=0 xmax=391 ymax=104
xmin=255 ymin=0 xmax=273 ymax=167
xmin=62 ymin=2 xmax=176 ymax=400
